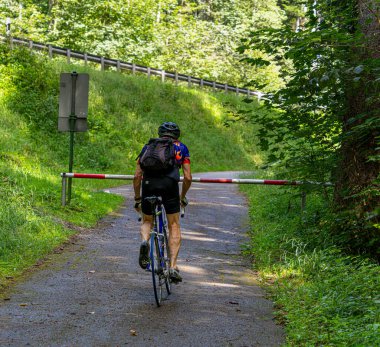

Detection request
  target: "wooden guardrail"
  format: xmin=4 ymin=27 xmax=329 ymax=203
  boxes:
xmin=1 ymin=35 xmax=265 ymax=99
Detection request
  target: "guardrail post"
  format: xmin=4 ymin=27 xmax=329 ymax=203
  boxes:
xmin=48 ymin=44 xmax=53 ymax=59
xmin=236 ymin=87 xmax=239 ymax=96
xmin=147 ymin=67 xmax=151 ymax=79
xmin=225 ymin=84 xmax=228 ymax=94
xmin=212 ymin=81 xmax=216 ymax=92
xmin=61 ymin=173 xmax=67 ymax=206
xmin=200 ymin=79 xmax=204 ymax=88
xmin=188 ymin=76 xmax=191 ymax=87
xmin=29 ymin=40 xmax=33 ymax=50
xmin=67 ymin=49 xmax=71 ymax=64
xmin=101 ymin=57 xmax=105 ymax=71
xmin=132 ymin=63 xmax=136 ymax=74
xmin=162 ymin=70 xmax=165 ymax=82
xmin=9 ymin=36 xmax=13 ymax=49
xmin=175 ymin=72 xmax=178 ymax=86
xmin=117 ymin=60 xmax=121 ymax=72
xmin=84 ymin=53 xmax=88 ymax=65
xmin=6 ymin=17 xmax=11 ymax=36
xmin=301 ymin=192 xmax=306 ymax=212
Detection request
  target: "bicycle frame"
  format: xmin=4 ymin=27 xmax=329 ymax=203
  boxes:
xmin=150 ymin=204 xmax=166 ymax=270
xmin=146 ymin=196 xmax=171 ymax=306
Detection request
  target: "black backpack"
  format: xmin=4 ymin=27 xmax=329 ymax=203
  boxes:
xmin=139 ymin=138 xmax=176 ymax=174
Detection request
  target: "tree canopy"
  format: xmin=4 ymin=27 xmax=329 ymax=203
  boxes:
xmin=1 ymin=0 xmax=286 ymax=90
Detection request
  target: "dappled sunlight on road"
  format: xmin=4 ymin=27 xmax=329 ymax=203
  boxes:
xmin=190 ymin=201 xmax=243 ymax=209
xmin=193 ymin=223 xmax=238 ymax=236
xmin=181 ymin=229 xmax=235 ymax=244
xmin=189 ymin=281 xmax=241 ymax=288
xmin=179 ymin=264 xmax=207 ymax=275
xmin=181 ymin=233 xmax=218 ymax=242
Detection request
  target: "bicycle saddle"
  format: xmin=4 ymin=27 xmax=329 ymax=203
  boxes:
xmin=144 ymin=196 xmax=162 ymax=205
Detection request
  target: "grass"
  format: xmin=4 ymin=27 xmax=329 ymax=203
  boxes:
xmin=240 ymin=173 xmax=380 ymax=346
xmin=0 ymin=44 xmax=263 ymax=287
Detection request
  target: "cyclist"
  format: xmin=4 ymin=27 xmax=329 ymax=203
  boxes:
xmin=133 ymin=122 xmax=192 ymax=283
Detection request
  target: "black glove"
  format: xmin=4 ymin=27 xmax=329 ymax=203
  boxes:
xmin=180 ymin=196 xmax=188 ymax=207
xmin=134 ymin=197 xmax=142 ymax=209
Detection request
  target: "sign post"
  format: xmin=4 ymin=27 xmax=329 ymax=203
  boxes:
xmin=58 ymin=72 xmax=89 ymax=205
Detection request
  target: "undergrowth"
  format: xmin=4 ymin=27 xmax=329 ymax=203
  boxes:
xmin=241 ymin=174 xmax=380 ymax=346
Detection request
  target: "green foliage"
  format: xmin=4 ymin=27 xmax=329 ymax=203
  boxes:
xmin=0 ymin=45 xmax=58 ymax=132
xmin=241 ymin=181 xmax=380 ymax=346
xmin=238 ymin=0 xmax=380 ymax=257
xmin=277 ymin=0 xmax=305 ymax=29
xmin=0 ymin=0 xmax=285 ymax=90
xmin=0 ymin=44 xmax=263 ymax=286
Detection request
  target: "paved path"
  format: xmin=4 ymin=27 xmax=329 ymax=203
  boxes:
xmin=0 ymin=172 xmax=284 ymax=346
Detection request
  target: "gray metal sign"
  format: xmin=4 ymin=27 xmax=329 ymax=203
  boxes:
xmin=58 ymin=72 xmax=89 ymax=132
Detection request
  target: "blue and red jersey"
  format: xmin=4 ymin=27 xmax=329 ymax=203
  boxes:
xmin=172 ymin=140 xmax=191 ymax=166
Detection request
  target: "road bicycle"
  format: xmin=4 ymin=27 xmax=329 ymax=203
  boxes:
xmin=145 ymin=196 xmax=171 ymax=307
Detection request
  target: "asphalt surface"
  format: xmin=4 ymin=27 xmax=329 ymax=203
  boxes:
xmin=0 ymin=172 xmax=284 ymax=346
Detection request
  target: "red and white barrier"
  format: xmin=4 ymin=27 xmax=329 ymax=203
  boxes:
xmin=61 ymin=172 xmax=333 ymax=186
xmin=60 ymin=172 xmax=333 ymax=207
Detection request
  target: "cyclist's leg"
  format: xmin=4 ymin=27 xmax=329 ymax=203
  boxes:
xmin=141 ymin=214 xmax=153 ymax=242
xmin=139 ymin=180 xmax=155 ymax=269
xmin=138 ymin=214 xmax=153 ymax=269
xmin=166 ymin=212 xmax=181 ymax=269
xmin=140 ymin=178 xmax=155 ymax=241
xmin=138 ymin=214 xmax=152 ymax=269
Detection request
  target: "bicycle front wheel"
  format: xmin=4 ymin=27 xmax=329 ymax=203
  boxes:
xmin=150 ymin=233 xmax=163 ymax=307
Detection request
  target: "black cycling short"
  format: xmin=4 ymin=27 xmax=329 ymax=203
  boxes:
xmin=141 ymin=176 xmax=180 ymax=215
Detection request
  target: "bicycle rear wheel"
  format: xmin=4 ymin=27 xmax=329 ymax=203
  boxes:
xmin=150 ymin=233 xmax=163 ymax=307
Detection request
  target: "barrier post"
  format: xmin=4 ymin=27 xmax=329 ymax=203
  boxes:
xmin=61 ymin=173 xmax=67 ymax=206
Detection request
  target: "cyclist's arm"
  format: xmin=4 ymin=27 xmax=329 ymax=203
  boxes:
xmin=133 ymin=162 xmax=143 ymax=200
xmin=181 ymin=163 xmax=192 ymax=200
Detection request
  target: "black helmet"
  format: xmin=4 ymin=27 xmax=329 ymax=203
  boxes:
xmin=158 ymin=122 xmax=180 ymax=139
